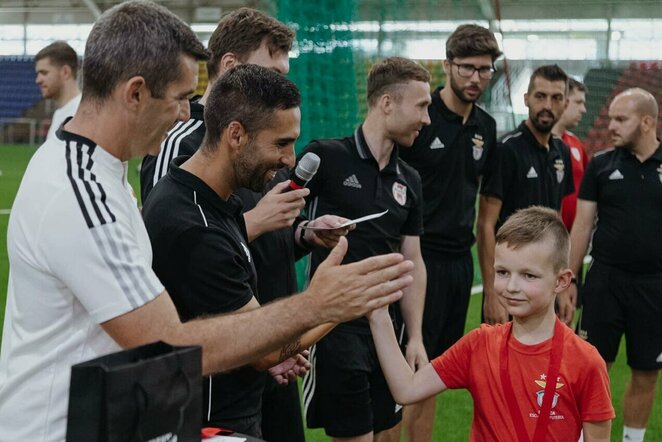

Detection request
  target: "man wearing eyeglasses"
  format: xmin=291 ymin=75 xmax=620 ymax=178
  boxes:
xmin=398 ymin=24 xmax=501 ymax=441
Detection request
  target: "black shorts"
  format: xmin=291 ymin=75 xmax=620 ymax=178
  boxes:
xmin=577 ymin=262 xmax=662 ymax=370
xmin=302 ymin=327 xmax=402 ymax=437
xmin=422 ymin=251 xmax=473 ymax=358
xmin=261 ymin=377 xmax=304 ymax=442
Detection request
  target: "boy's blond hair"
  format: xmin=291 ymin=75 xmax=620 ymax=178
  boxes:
xmin=496 ymin=206 xmax=569 ymax=272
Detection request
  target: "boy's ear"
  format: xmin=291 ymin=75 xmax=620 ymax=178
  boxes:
xmin=554 ymin=268 xmax=573 ymax=293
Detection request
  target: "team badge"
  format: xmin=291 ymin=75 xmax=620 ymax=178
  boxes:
xmin=571 ymin=147 xmax=581 ymax=162
xmin=392 ymin=182 xmax=407 ymax=206
xmin=534 ymin=376 xmax=565 ymax=411
xmin=554 ymin=159 xmax=565 ymax=183
xmin=657 ymin=165 xmax=662 ymax=183
xmin=472 ymin=134 xmax=484 ymax=160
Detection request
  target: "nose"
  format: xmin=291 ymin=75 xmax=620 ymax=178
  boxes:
xmin=422 ymin=110 xmax=431 ymax=126
xmin=282 ymin=145 xmax=296 ymax=168
xmin=580 ymin=104 xmax=587 ymax=114
xmin=608 ymin=119 xmax=616 ymax=132
xmin=543 ymin=97 xmax=553 ymax=109
xmin=179 ymin=99 xmax=191 ymax=122
xmin=505 ymin=275 xmax=519 ymax=293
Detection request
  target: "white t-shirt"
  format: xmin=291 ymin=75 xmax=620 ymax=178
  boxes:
xmin=46 ymin=93 xmax=81 ymax=140
xmin=0 ymin=128 xmax=164 ymax=441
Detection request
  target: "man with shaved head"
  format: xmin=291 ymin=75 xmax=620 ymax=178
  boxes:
xmin=562 ymin=88 xmax=661 ymax=442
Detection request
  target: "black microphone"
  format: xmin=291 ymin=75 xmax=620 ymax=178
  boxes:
xmin=286 ymin=152 xmax=320 ymax=192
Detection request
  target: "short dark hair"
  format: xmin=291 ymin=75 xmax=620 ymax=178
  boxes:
xmin=568 ymin=78 xmax=587 ymax=95
xmin=496 ymin=206 xmax=569 ymax=272
xmin=367 ymin=57 xmax=430 ymax=107
xmin=446 ymin=24 xmax=502 ymax=62
xmin=528 ymin=64 xmax=568 ymax=94
xmin=206 ymin=8 xmax=294 ymax=81
xmin=35 ymin=41 xmax=79 ymax=77
xmin=82 ymin=0 xmax=208 ymax=101
xmin=202 ymin=64 xmax=301 ymax=151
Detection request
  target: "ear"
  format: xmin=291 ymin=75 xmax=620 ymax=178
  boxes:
xmin=379 ymin=93 xmax=394 ymax=115
xmin=524 ymin=92 xmax=530 ymax=108
xmin=554 ymin=268 xmax=573 ymax=293
xmin=121 ymin=76 xmax=148 ymax=111
xmin=641 ymin=114 xmax=656 ymax=133
xmin=219 ymin=53 xmax=239 ymax=73
xmin=60 ymin=64 xmax=73 ymax=80
xmin=442 ymin=59 xmax=451 ymax=75
xmin=224 ymin=121 xmax=247 ymax=155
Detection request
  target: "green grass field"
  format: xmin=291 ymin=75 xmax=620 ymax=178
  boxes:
xmin=0 ymin=144 xmax=660 ymax=441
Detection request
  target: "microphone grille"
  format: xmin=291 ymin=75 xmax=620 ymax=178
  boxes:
xmin=295 ymin=152 xmax=321 ymax=181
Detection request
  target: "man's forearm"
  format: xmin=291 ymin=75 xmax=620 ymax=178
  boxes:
xmin=477 ymin=225 xmax=496 ymax=296
xmin=182 ymin=292 xmax=321 ymax=375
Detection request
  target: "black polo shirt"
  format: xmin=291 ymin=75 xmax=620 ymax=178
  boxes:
xmin=400 ymin=86 xmax=496 ymax=256
xmin=235 ymin=177 xmax=307 ymax=304
xmin=480 ymin=121 xmax=574 ymax=227
xmin=142 ymin=156 xmax=264 ymax=425
xmin=140 ymin=97 xmax=206 ymax=203
xmin=302 ymin=126 xmax=424 ymax=332
xmin=579 ymin=142 xmax=662 ymax=274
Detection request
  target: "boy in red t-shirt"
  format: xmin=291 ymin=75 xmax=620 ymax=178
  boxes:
xmin=369 ymin=206 xmax=614 ymax=441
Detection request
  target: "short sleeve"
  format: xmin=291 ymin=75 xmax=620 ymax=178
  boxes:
xmin=173 ymin=227 xmax=255 ymax=318
xmin=480 ymin=142 xmax=514 ymax=201
xmin=576 ymin=347 xmax=616 ymax=422
xmin=431 ymin=328 xmax=481 ymax=389
xmin=41 ymin=191 xmax=164 ymax=324
xmin=578 ymin=156 xmax=601 ymax=202
xmin=562 ymin=146 xmax=575 ymax=197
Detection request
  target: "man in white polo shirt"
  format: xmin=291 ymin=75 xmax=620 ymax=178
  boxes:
xmin=0 ymin=2 xmax=414 ymax=441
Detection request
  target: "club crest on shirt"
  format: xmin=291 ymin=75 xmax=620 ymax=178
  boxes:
xmin=392 ymin=182 xmax=407 ymax=206
xmin=472 ymin=134 xmax=484 ymax=160
xmin=571 ymin=147 xmax=581 ymax=162
xmin=528 ymin=374 xmax=566 ymax=420
xmin=657 ymin=165 xmax=662 ymax=183
xmin=554 ymin=159 xmax=565 ymax=183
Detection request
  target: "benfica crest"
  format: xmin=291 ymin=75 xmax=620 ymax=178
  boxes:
xmin=392 ymin=182 xmax=407 ymax=206
xmin=554 ymin=159 xmax=565 ymax=183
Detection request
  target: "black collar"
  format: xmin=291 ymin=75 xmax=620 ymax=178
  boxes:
xmin=169 ymin=156 xmax=243 ymax=218
xmin=354 ymin=125 xmax=401 ymax=175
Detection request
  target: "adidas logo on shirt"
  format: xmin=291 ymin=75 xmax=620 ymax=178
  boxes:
xmin=343 ymin=174 xmax=362 ymax=189
xmin=526 ymin=166 xmax=538 ymax=179
xmin=429 ymin=137 xmax=445 ymax=149
xmin=609 ymin=169 xmax=624 ymax=180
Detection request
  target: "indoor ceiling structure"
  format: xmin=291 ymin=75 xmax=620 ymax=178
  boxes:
xmin=1 ymin=0 xmax=662 ymax=25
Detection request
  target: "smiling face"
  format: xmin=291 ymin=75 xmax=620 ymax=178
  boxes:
xmin=445 ymin=54 xmax=494 ymax=103
xmin=385 ymin=80 xmax=432 ymax=147
xmin=493 ymin=237 xmax=563 ymax=321
xmin=139 ymin=54 xmax=199 ymax=157
xmin=234 ymin=106 xmax=300 ymax=192
xmin=525 ymin=77 xmax=567 ymax=134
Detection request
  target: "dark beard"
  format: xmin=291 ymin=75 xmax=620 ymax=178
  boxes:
xmin=530 ymin=111 xmax=556 ymax=134
xmin=450 ymin=73 xmax=481 ymax=104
